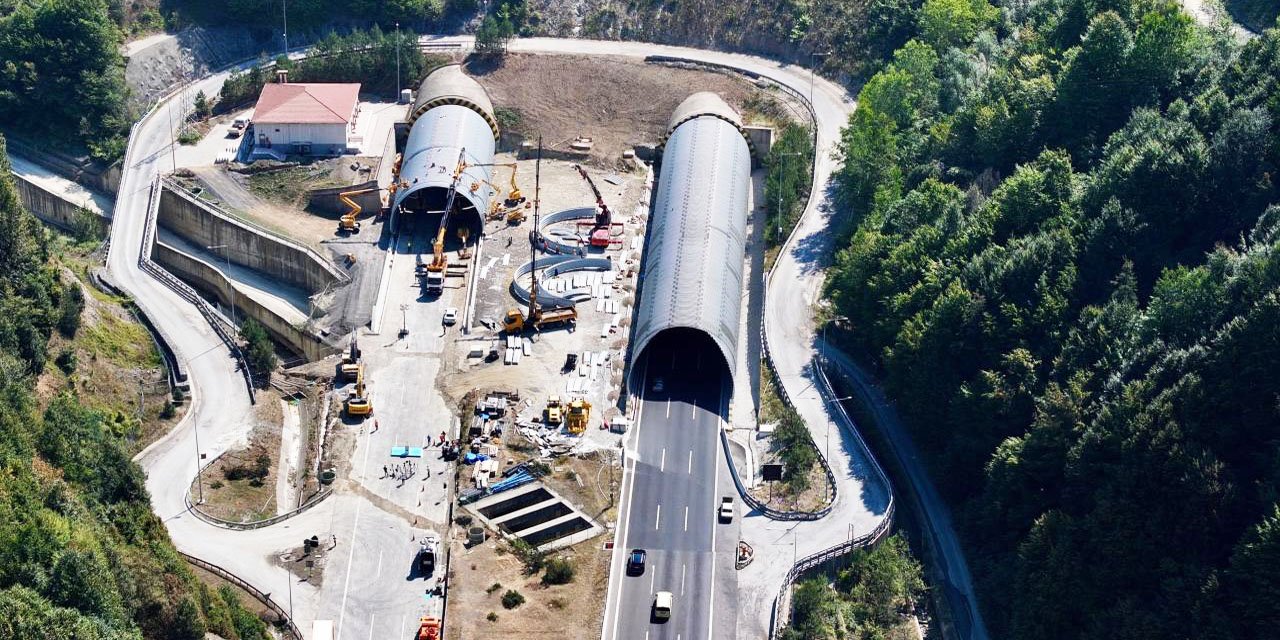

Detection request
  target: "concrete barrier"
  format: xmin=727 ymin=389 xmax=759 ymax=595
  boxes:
xmin=152 ymin=242 xmax=337 ymax=361
xmin=157 ymin=184 xmax=347 ymax=293
xmin=12 ymin=173 xmax=111 ymax=235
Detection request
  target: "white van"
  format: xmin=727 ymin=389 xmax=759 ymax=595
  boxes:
xmin=653 ymin=591 xmax=673 ymax=621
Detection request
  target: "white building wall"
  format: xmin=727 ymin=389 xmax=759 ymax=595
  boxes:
xmin=256 ymin=123 xmax=348 ymax=153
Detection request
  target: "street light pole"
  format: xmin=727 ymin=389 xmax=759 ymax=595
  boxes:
xmin=396 ymin=22 xmax=402 ymax=101
xmin=193 ymin=418 xmax=204 ymax=504
xmin=282 ymin=1 xmax=289 ymax=60
xmin=808 ymin=51 xmax=832 ymax=151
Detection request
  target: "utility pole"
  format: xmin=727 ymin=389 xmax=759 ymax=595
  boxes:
xmin=166 ymin=101 xmax=177 ymax=174
xmin=529 ymin=136 xmax=542 ymax=325
xmin=809 ymin=51 xmax=831 ymax=151
xmin=396 ymin=22 xmax=402 ymax=101
xmin=282 ymin=0 xmax=289 ymax=60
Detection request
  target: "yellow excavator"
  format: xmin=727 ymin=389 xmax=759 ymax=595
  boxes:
xmin=338 ymin=339 xmax=361 ymax=381
xmin=344 ymin=364 xmax=372 ymax=417
xmin=423 ymin=150 xmax=469 ymax=295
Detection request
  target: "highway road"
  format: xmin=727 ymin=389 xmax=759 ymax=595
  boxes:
xmin=606 ymin=340 xmax=739 ymax=640
xmin=107 ymin=31 xmax=992 ymax=640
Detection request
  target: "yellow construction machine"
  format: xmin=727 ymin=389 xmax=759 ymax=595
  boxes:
xmin=423 ymin=150 xmax=469 ymax=295
xmin=565 ymin=397 xmax=591 ymax=433
xmin=501 ymin=140 xmax=577 ymax=334
xmin=344 ymin=365 xmax=372 ymax=417
xmin=476 ymin=163 xmax=528 ymax=224
xmin=544 ymin=395 xmax=564 ymax=426
xmin=338 ymin=339 xmax=362 ymax=381
xmin=337 ymin=180 xmax=407 ymax=234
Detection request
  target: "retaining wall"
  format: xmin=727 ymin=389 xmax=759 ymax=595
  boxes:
xmin=152 ymin=242 xmax=336 ymax=361
xmin=157 ymin=185 xmax=346 ymax=293
xmin=306 ymin=179 xmax=381 ymax=217
xmin=13 ymin=173 xmax=111 ymax=234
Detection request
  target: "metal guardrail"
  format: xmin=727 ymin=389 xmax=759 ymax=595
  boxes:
xmin=179 ymin=551 xmax=302 ymax=640
xmin=186 ymin=471 xmax=333 ymax=531
xmin=644 ymin=54 xmax=899 ymax=638
xmin=139 ymin=176 xmax=257 ymax=403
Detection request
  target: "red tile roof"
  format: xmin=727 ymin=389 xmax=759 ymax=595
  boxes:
xmin=253 ymin=83 xmax=360 ymax=125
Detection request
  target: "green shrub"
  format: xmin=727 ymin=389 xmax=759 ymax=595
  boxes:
xmin=486 ymin=612 xmax=498 ymax=622
xmin=55 ymin=349 xmax=77 ymax=374
xmin=486 ymin=582 xmax=502 ymax=594
xmin=57 ymin=285 xmax=84 ymax=338
xmin=541 ymin=557 xmax=575 ymax=585
xmin=500 ymin=589 xmax=525 ymax=609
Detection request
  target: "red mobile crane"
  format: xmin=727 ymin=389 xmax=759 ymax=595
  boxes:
xmin=574 ymin=164 xmax=623 ymax=248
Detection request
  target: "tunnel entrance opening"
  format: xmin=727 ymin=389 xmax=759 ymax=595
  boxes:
xmin=632 ymin=327 xmax=732 ymax=402
xmin=395 ymin=186 xmax=485 ymax=243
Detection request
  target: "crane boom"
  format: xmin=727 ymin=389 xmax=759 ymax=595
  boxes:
xmin=429 ymin=149 xmax=468 ymax=273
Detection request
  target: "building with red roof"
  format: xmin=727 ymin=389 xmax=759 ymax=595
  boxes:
xmin=250 ymin=79 xmax=360 ymax=157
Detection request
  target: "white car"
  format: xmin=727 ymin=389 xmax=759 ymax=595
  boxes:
xmin=652 ymin=377 xmax=664 ymax=393
xmin=442 ymin=308 xmax=458 ymax=325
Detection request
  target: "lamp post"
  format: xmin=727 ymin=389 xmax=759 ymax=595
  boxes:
xmin=193 ymin=417 xmax=205 ymax=504
xmin=824 ymin=395 xmax=854 ymax=460
xmin=281 ymin=1 xmax=288 ymax=60
xmin=774 ymin=151 xmax=803 ymax=242
xmin=396 ymin=22 xmax=402 ymax=101
xmin=207 ymin=244 xmax=235 ymax=326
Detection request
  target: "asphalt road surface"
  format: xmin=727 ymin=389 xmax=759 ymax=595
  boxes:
xmin=606 ymin=341 xmax=739 ymax=640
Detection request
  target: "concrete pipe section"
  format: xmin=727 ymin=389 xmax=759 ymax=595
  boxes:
xmin=604 ymin=92 xmax=753 ymax=640
xmin=393 ymin=64 xmax=500 ymax=241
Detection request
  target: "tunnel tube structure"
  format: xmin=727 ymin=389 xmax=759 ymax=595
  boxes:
xmin=630 ymin=92 xmax=753 ymax=382
xmin=392 ymin=64 xmax=500 ymax=239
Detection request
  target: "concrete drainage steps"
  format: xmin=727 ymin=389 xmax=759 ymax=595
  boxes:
xmin=466 ymin=482 xmax=604 ymax=552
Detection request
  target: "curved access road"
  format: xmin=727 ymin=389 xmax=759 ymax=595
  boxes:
xmin=112 ymin=33 xmax=987 ymax=640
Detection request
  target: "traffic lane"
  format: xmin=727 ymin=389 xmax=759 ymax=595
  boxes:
xmin=618 ymin=395 xmax=723 ymax=637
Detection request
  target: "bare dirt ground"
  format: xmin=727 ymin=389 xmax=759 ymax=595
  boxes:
xmin=468 ymin=53 xmax=785 ymax=164
xmin=446 ymin=447 xmax=617 ymax=640
xmin=191 ymin=389 xmax=286 ymax=523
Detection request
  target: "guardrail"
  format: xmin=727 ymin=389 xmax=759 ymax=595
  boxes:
xmin=186 ymin=477 xmax=332 ymax=531
xmin=179 ymin=551 xmax=302 ymax=640
xmin=138 ymin=176 xmax=257 ymax=403
xmin=645 ymin=54 xmax=900 ymax=639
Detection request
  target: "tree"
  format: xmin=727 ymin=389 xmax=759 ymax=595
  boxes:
xmin=474 ymin=7 xmax=515 ymax=56
xmin=192 ymin=90 xmax=211 ymax=120
xmin=239 ymin=319 xmax=276 ymax=382
xmin=0 ymin=0 xmax=130 ymax=161
xmin=918 ymin=0 xmax=998 ymax=51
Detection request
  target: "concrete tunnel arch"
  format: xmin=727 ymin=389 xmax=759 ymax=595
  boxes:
xmin=630 ymin=92 xmax=754 ymax=385
xmin=392 ymin=64 xmax=500 ymax=240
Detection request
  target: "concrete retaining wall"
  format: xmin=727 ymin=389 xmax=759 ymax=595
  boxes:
xmin=157 ymin=185 xmax=346 ymax=292
xmin=152 ymin=242 xmax=335 ymax=361
xmin=306 ymin=179 xmax=382 ymax=218
xmin=13 ymin=173 xmax=111 ymax=234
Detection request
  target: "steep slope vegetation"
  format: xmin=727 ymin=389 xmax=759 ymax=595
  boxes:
xmin=824 ymin=1 xmax=1280 ymax=638
xmin=0 ymin=136 xmax=269 ymax=639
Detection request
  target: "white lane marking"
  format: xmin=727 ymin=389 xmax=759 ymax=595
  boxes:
xmin=655 ymin=504 xmax=661 ymax=530
xmin=681 ymin=564 xmax=687 ymax=595
xmin=666 ymin=397 xmax=672 ymax=419
xmin=366 ymin=615 xmax=376 ymax=640
xmin=660 ymin=448 xmax=666 ymax=472
xmin=691 ymin=396 xmax=697 ymax=419
xmin=376 ymin=549 xmax=383 ymax=578
xmin=688 ymin=450 xmax=693 ymax=474
xmin=650 ymin=565 xmax=657 ymax=594
xmin=606 ymin=364 xmax=650 ymax=640
xmin=683 ymin=506 xmax=689 ymax=532
xmin=400 ymin=616 xmax=405 ymax=638
xmin=706 ymin=379 xmax=729 ymax=640
xmin=336 ymin=425 xmax=374 ymax=640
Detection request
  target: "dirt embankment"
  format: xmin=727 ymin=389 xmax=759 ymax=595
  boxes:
xmin=468 ymin=53 xmax=776 ymax=164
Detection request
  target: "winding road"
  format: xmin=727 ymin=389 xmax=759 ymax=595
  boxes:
xmin=109 ymin=34 xmax=992 ymax=640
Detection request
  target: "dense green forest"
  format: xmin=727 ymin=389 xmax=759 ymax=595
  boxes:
xmin=0 ymin=0 xmax=130 ymax=161
xmin=0 ymin=137 xmax=270 ymax=639
xmin=825 ymin=0 xmax=1280 ymax=637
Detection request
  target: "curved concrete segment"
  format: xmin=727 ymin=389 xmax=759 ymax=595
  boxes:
xmin=407 ymin=63 xmax=499 ymax=138
xmin=632 ymin=95 xmax=752 ymax=382
xmin=510 ymin=255 xmax=614 ymax=310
